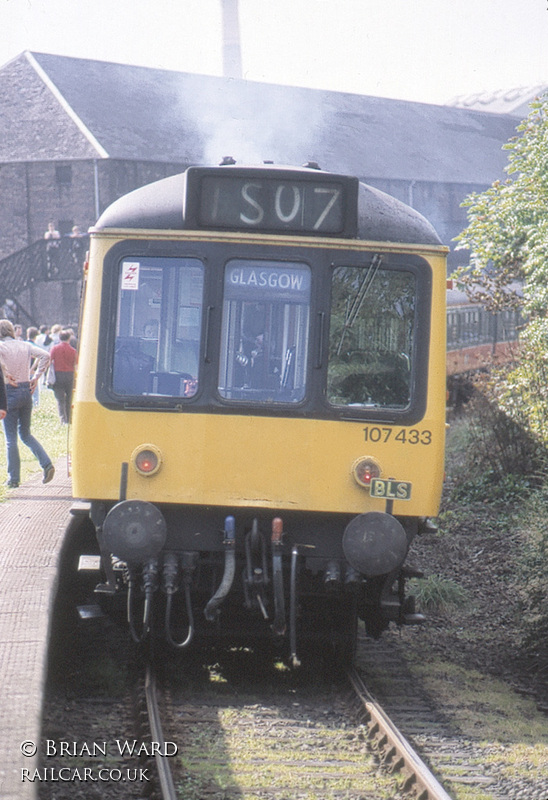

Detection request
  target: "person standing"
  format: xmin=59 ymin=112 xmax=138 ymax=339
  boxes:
xmin=36 ymin=325 xmax=51 ymax=349
xmin=0 ymin=319 xmax=55 ymax=488
xmin=44 ymin=222 xmax=61 ymax=277
xmin=49 ymin=329 xmax=78 ymax=424
xmin=0 ymin=369 xmax=6 ymax=422
xmin=49 ymin=324 xmax=62 ymax=347
xmin=26 ymin=326 xmax=42 ymax=407
xmin=69 ymin=225 xmax=86 ymax=271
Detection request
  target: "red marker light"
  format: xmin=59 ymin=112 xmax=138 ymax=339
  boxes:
xmin=352 ymin=456 xmax=382 ymax=488
xmin=132 ymin=446 xmax=162 ymax=476
xmin=137 ymin=453 xmax=156 ymax=472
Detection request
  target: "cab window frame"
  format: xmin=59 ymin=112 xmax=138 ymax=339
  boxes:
xmin=321 ymin=251 xmax=432 ymax=424
xmin=96 ymin=241 xmax=208 ymax=410
xmin=95 ymin=240 xmax=431 ymax=424
xmin=217 ymin=257 xmax=312 ymax=406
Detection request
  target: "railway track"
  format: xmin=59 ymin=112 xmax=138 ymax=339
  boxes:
xmin=144 ymin=662 xmax=179 ymax=800
xmin=42 ymin=588 xmax=537 ymax=800
xmin=40 ymin=524 xmax=531 ymax=800
xmin=353 ymin=632 xmax=548 ymax=800
xmin=41 ymin=569 xmax=456 ymax=800
xmin=38 ymin=516 xmax=548 ymax=800
xmin=347 ymin=667 xmax=452 ymax=800
xmin=140 ymin=647 xmax=455 ymax=800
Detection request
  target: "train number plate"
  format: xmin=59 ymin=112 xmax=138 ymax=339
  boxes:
xmin=370 ymin=478 xmax=412 ymax=501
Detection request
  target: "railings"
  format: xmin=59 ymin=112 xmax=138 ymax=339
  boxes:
xmin=0 ymin=237 xmax=88 ymax=300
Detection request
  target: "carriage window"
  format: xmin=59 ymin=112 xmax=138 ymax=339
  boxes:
xmin=113 ymin=257 xmax=204 ymax=397
xmin=219 ymin=260 xmax=311 ymax=403
xmin=328 ymin=261 xmax=416 ymax=408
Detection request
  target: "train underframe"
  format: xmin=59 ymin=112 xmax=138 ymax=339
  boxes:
xmin=87 ymin=501 xmax=425 ymax=665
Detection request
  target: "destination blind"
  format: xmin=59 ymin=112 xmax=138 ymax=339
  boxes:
xmin=224 ymin=260 xmax=311 ymax=301
xmin=186 ymin=168 xmax=358 ymax=236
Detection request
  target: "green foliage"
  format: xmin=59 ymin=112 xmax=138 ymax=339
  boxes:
xmin=453 ymin=92 xmax=548 ymax=454
xmin=446 ymin=410 xmax=548 ymax=677
xmin=515 ymin=485 xmax=548 ymax=671
xmin=454 ymin=94 xmax=548 ymax=317
xmin=409 ymin=574 xmax=468 ymax=613
xmin=494 ymin=320 xmax=548 ymax=449
xmin=447 ymin=374 xmax=543 ymax=498
xmin=450 ymin=469 xmax=532 ymax=505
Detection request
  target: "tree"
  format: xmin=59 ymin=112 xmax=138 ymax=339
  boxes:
xmin=454 ymin=94 xmax=548 ymax=318
xmin=454 ymin=92 xmax=548 ymax=449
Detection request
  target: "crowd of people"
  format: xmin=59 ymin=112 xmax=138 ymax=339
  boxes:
xmin=0 ymin=320 xmax=78 ymax=489
xmin=0 ymin=218 xmax=85 ymax=489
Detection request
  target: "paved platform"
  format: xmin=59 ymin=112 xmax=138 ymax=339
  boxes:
xmin=0 ymin=459 xmax=74 ymax=800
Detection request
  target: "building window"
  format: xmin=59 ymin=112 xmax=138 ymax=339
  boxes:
xmin=55 ymin=165 xmax=72 ymax=186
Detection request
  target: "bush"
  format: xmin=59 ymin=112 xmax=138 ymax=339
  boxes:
xmin=497 ymin=320 xmax=548 ymax=448
xmin=515 ymin=487 xmax=548 ymax=676
xmin=448 ymin=369 xmax=545 ymax=493
xmin=446 ymin=400 xmax=548 ymax=678
xmin=409 ymin=574 xmax=468 ymax=613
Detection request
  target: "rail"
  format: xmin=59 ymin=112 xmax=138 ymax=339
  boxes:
xmin=347 ymin=667 xmax=454 ymax=800
xmin=144 ymin=662 xmax=178 ymax=800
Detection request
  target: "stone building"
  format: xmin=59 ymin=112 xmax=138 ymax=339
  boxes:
xmin=0 ymin=51 xmax=522 ymax=326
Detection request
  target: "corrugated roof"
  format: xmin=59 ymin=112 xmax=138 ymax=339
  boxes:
xmin=2 ymin=51 xmax=519 ymax=184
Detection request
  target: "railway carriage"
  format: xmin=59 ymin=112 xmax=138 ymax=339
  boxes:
xmin=446 ymin=285 xmax=522 ymax=377
xmin=72 ymin=162 xmax=448 ymax=663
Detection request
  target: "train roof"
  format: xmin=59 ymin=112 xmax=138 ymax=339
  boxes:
xmin=94 ymin=165 xmax=444 ymax=247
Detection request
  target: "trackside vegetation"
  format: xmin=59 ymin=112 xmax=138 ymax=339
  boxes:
xmin=452 ymin=91 xmax=548 ymax=677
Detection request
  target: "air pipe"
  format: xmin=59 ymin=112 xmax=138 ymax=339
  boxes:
xmin=271 ymin=517 xmax=286 ymax=635
xmin=289 ymin=545 xmax=300 ymax=668
xmin=127 ymin=558 xmax=158 ymax=643
xmin=204 ymin=516 xmax=236 ymax=622
xmin=163 ymin=552 xmax=196 ymax=649
xmin=244 ymin=518 xmax=269 ymax=617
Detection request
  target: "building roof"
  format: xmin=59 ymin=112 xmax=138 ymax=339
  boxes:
xmin=448 ymin=85 xmax=548 ymax=118
xmin=0 ymin=51 xmax=519 ymax=185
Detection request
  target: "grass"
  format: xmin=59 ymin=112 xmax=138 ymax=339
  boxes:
xmin=408 ymin=659 xmax=548 ymax=745
xmin=409 ymin=573 xmax=469 ymax=612
xmin=0 ymin=388 xmax=68 ymax=500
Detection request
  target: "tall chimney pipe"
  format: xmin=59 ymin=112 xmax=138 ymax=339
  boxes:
xmin=221 ymin=0 xmax=243 ymax=79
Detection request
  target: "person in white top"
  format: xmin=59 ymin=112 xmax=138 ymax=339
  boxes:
xmin=0 ymin=319 xmax=55 ymax=488
xmin=44 ymin=222 xmax=61 ymax=277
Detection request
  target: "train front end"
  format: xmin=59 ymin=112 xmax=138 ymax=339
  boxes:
xmin=71 ymin=164 xmax=448 ymax=662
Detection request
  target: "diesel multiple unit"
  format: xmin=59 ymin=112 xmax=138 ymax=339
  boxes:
xmin=71 ymin=163 xmax=448 ymax=663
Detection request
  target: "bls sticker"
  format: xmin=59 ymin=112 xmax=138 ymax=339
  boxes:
xmin=370 ymin=478 xmax=412 ymax=501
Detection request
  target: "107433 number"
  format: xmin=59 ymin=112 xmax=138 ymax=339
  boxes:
xmin=363 ymin=427 xmax=432 ymax=445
